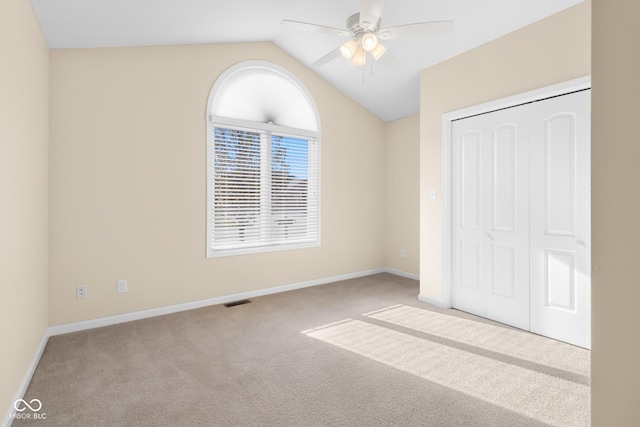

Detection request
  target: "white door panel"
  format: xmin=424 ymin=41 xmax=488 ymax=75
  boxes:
xmin=461 ymin=131 xmax=482 ymax=230
xmin=452 ymin=117 xmax=486 ymax=317
xmin=450 ymin=89 xmax=591 ymax=348
xmin=460 ymin=240 xmax=482 ymax=290
xmin=492 ymin=124 xmax=519 ymax=232
xmin=529 ymin=90 xmax=591 ymax=348
xmin=452 ymin=105 xmax=530 ymax=330
xmin=484 ymin=106 xmax=530 ymax=330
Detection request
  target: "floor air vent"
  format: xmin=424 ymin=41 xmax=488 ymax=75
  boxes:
xmin=223 ymin=299 xmax=251 ymax=308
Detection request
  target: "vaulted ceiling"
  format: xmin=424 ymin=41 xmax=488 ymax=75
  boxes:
xmin=30 ymin=0 xmax=585 ymax=121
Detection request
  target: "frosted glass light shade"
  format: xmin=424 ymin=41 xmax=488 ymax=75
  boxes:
xmin=351 ymin=46 xmax=366 ymax=65
xmin=340 ymin=40 xmax=358 ymax=59
xmin=371 ymin=43 xmax=387 ymax=60
xmin=361 ymin=33 xmax=378 ymax=52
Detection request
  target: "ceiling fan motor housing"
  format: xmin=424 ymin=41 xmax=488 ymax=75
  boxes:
xmin=346 ymin=13 xmax=381 ymax=37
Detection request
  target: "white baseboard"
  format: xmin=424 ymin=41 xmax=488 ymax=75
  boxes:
xmin=3 ymin=332 xmax=49 ymax=427
xmin=383 ymin=267 xmax=419 ymax=281
xmin=49 ymin=268 xmax=420 ymax=336
xmin=418 ymin=293 xmax=449 ymax=309
xmin=5 ymin=267 xmax=419 ymax=427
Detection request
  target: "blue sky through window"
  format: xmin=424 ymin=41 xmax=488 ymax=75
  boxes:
xmin=272 ymin=135 xmax=309 ymax=179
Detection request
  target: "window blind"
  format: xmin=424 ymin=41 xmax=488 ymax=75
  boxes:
xmin=211 ymin=126 xmax=319 ymax=253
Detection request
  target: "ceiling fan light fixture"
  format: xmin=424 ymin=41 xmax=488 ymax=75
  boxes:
xmin=351 ymin=46 xmax=366 ymax=65
xmin=361 ymin=32 xmax=379 ymax=52
xmin=371 ymin=42 xmax=387 ymax=60
xmin=340 ymin=39 xmax=358 ymax=59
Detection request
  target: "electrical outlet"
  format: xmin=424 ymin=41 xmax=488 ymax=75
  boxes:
xmin=400 ymin=249 xmax=406 ymax=259
xmin=76 ymin=285 xmax=87 ymax=300
xmin=117 ymin=279 xmax=128 ymax=293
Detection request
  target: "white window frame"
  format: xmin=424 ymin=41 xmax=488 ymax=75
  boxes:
xmin=206 ymin=61 xmax=321 ymax=258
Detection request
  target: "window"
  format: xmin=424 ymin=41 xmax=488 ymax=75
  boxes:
xmin=206 ymin=61 xmax=321 ymax=257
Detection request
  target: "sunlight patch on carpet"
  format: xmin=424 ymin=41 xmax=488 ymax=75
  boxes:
xmin=364 ymin=305 xmax=590 ymax=377
xmin=303 ymin=319 xmax=589 ymax=427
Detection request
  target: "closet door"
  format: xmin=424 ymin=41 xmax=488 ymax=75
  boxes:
xmin=484 ymin=106 xmax=530 ymax=330
xmin=451 ymin=114 xmax=486 ymax=317
xmin=451 ymin=105 xmax=530 ymax=330
xmin=529 ymin=90 xmax=591 ymax=349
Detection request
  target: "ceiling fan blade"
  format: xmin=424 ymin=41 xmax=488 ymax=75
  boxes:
xmin=281 ymin=20 xmax=351 ymax=37
xmin=313 ymin=48 xmax=343 ymax=67
xmin=377 ymin=48 xmax=400 ymax=68
xmin=360 ymin=0 xmax=384 ymax=29
xmin=378 ymin=21 xmax=453 ymax=40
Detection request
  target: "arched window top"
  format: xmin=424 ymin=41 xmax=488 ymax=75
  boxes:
xmin=206 ymin=61 xmax=321 ymax=257
xmin=207 ymin=61 xmax=320 ymax=133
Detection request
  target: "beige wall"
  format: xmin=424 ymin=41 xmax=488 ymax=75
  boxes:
xmin=10 ymin=0 xmax=640 ymax=426
xmin=384 ymin=114 xmax=420 ymax=275
xmin=0 ymin=0 xmax=49 ymax=419
xmin=11 ymin=0 xmax=631 ymax=421
xmin=591 ymin=0 xmax=640 ymax=424
xmin=419 ymin=1 xmax=591 ymax=302
xmin=7 ymin=0 xmax=640 ymax=423
xmin=49 ymin=43 xmax=387 ymax=325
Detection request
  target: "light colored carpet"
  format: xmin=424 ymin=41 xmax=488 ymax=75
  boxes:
xmin=305 ymin=317 xmax=588 ymax=427
xmin=13 ymin=273 xmax=590 ymax=426
xmin=365 ymin=304 xmax=590 ymax=378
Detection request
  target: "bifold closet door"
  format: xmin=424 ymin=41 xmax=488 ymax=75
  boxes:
xmin=451 ymin=104 xmax=531 ymax=330
xmin=451 ymin=89 xmax=591 ymax=348
xmin=529 ymin=90 xmax=591 ymax=349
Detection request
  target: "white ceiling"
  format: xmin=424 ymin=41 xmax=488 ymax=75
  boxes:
xmin=30 ymin=0 xmax=585 ymax=122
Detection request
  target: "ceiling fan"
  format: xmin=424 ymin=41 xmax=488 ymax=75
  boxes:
xmin=281 ymin=0 xmax=453 ymax=66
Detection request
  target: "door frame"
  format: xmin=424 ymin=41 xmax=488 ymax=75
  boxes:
xmin=441 ymin=76 xmax=591 ymax=309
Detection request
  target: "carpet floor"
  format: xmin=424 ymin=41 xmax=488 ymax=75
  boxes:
xmin=14 ymin=273 xmax=590 ymax=426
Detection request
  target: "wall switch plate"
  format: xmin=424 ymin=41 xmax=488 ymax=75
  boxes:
xmin=76 ymin=285 xmax=87 ymax=300
xmin=400 ymin=249 xmax=406 ymax=259
xmin=429 ymin=189 xmax=437 ymax=200
xmin=117 ymin=279 xmax=128 ymax=293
